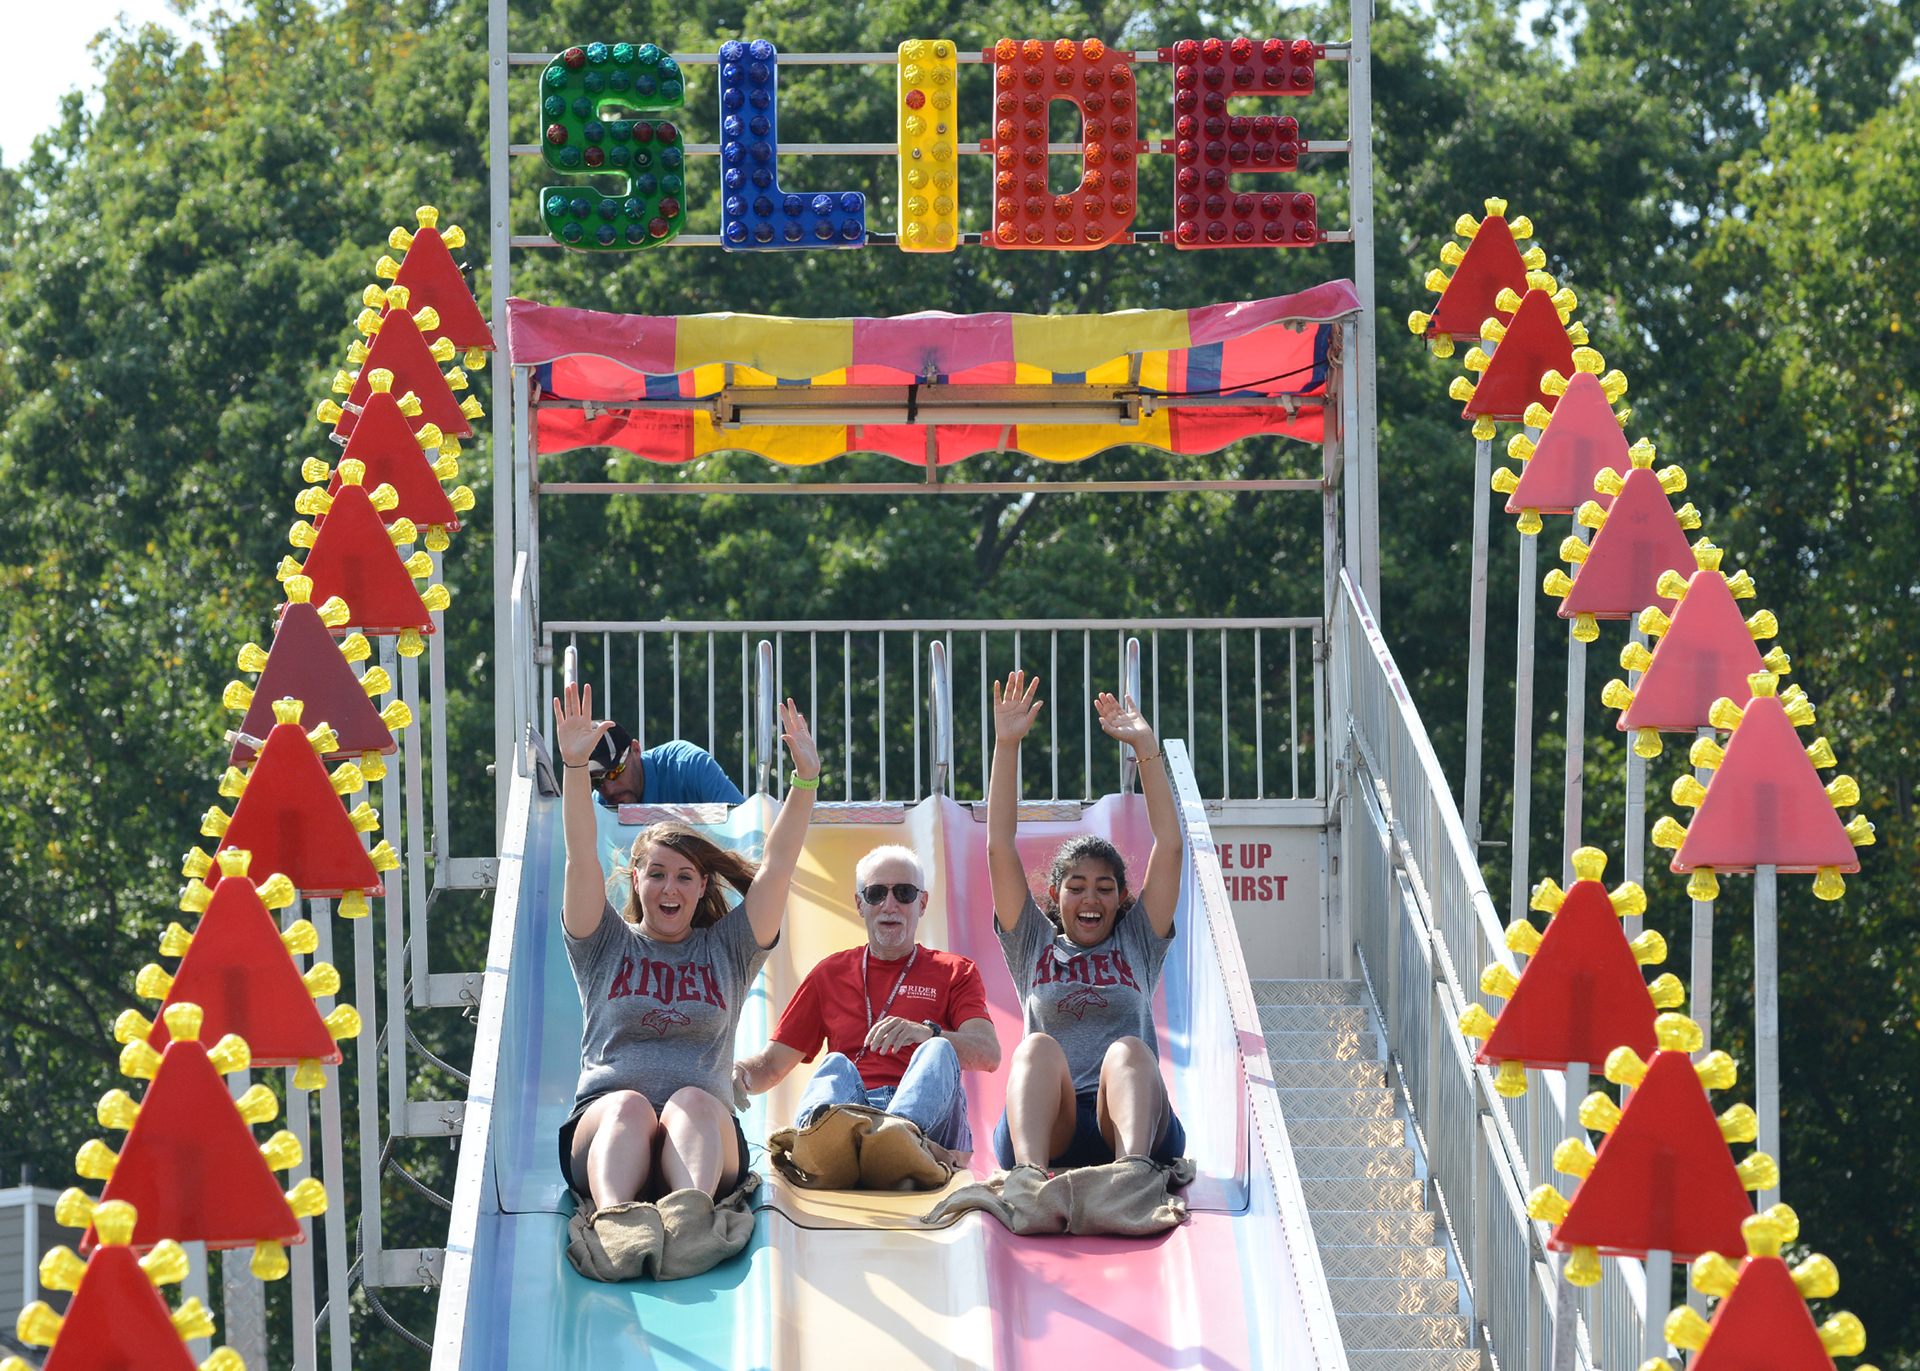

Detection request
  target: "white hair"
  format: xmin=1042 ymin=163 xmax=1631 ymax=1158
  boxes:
xmin=855 ymin=843 xmax=926 ymax=891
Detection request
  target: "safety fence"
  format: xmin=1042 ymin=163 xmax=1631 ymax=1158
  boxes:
xmin=538 ymin=616 xmax=1325 ymax=806
xmin=1331 ymin=570 xmax=1645 ymax=1371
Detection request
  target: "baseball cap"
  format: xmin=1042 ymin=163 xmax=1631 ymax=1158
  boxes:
xmin=587 ymin=723 xmax=635 ymax=778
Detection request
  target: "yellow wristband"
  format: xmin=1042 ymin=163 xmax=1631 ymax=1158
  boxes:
xmin=789 ymin=771 xmax=821 ymax=790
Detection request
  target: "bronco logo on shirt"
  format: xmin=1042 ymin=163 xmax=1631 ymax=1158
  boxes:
xmin=639 ymin=1006 xmax=692 ymax=1036
xmin=1055 ymin=987 xmax=1110 ymax=1020
xmin=1031 ymin=947 xmax=1140 ymax=991
xmin=608 ymin=955 xmax=726 ymax=1008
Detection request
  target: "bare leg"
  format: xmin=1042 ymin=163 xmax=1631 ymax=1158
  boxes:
xmin=1006 ymin=1033 xmax=1078 ymax=1167
xmin=659 ymin=1087 xmax=742 ymax=1196
xmin=1095 ymin=1037 xmax=1166 ymax=1158
xmin=572 ymin=1090 xmax=659 ymax=1209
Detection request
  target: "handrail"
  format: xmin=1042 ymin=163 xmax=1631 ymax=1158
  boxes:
xmin=430 ymin=768 xmax=535 ymax=1370
xmin=545 ymin=615 xmax=1320 ymax=634
xmin=1120 ymin=634 xmax=1143 ymax=793
xmin=753 ymin=639 xmax=775 ymax=794
xmin=1166 ymin=739 xmax=1350 ymax=1371
xmin=929 ymin=638 xmax=952 ymax=797
xmin=509 ymin=553 xmax=531 ymax=777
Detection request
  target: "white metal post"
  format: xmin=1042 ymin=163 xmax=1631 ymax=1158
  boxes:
xmin=1622 ymin=626 xmax=1649 ymax=928
xmin=1550 ymin=1061 xmax=1589 ymax=1371
xmin=1346 ymin=0 xmax=1380 ymax=612
xmin=1754 ymin=863 xmax=1780 ymax=1209
xmin=1561 ymin=524 xmax=1589 ymax=885
xmin=488 ymin=0 xmax=512 ymax=837
xmin=1509 ymin=531 xmax=1538 ymax=923
xmin=1464 ymin=434 xmax=1492 ymax=846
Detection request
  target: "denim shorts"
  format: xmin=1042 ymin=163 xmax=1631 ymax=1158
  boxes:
xmin=991 ymin=1089 xmax=1185 ymax=1171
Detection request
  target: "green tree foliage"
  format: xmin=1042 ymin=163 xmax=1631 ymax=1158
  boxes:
xmin=0 ymin=0 xmax=1915 ymax=1364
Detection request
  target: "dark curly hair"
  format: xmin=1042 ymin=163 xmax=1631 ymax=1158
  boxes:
xmin=1040 ymin=835 xmax=1134 ymax=933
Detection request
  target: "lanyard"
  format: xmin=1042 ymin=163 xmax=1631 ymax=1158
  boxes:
xmin=855 ymin=946 xmax=920 ymax=1061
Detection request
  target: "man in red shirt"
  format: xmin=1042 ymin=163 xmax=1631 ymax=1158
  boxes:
xmin=734 ymin=845 xmax=1000 ymax=1154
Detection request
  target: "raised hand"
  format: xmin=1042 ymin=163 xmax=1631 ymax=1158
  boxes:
xmin=780 ymin=699 xmax=821 ymax=780
xmin=552 ymin=683 xmax=616 ymax=768
xmin=1095 ymin=692 xmax=1158 ymax=757
xmin=992 ymin=670 xmax=1042 ymax=744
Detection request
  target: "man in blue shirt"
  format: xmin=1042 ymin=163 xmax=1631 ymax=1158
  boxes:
xmin=586 ymin=724 xmax=747 ymax=808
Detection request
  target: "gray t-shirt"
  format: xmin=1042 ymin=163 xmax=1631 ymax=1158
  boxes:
xmin=995 ymin=894 xmax=1175 ymax=1094
xmin=565 ymin=901 xmax=772 ymax=1115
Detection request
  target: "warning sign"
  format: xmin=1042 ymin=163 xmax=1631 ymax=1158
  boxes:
xmin=1212 ymin=825 xmax=1324 ymax=979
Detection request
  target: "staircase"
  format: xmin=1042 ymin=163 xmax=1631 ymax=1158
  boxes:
xmin=1254 ymin=980 xmax=1481 ymax=1371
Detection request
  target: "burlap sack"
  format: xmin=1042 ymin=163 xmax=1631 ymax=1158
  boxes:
xmin=565 ymin=1172 xmax=760 ymax=1282
xmin=920 ymin=1155 xmax=1195 ymax=1236
xmin=766 ymin=1103 xmax=958 ymax=1192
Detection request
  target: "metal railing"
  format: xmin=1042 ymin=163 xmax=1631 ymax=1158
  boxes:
xmin=1329 ymin=570 xmax=1644 ymax=1371
xmin=536 ymin=617 xmax=1325 ymax=806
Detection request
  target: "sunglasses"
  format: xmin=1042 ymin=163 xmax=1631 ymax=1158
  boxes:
xmin=859 ymin=883 xmax=923 ymax=907
xmin=593 ymin=758 xmax=628 ymax=786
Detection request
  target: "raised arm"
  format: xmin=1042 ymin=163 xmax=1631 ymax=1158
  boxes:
xmin=739 ymin=699 xmax=821 ymax=948
xmin=553 ymin=684 xmax=616 ymax=940
xmin=1097 ymin=692 xmax=1183 ymax=938
xmin=986 ymin=671 xmax=1042 ymax=932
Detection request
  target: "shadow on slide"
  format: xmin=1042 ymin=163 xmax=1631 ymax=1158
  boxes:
xmin=441 ymin=786 xmax=1335 ymax=1370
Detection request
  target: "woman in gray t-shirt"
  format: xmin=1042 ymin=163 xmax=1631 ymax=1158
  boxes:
xmin=986 ymin=670 xmax=1187 ymax=1171
xmin=553 ymin=682 xmax=820 ymax=1209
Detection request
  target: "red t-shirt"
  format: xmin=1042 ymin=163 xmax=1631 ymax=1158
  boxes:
xmin=773 ymin=945 xmax=991 ymax=1091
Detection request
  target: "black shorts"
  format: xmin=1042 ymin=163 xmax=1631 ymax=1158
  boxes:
xmin=558 ymin=1094 xmax=750 ymax=1197
xmin=991 ymin=1088 xmax=1186 ymax=1171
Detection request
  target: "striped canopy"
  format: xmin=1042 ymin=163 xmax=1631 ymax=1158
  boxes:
xmin=506 ymin=280 xmax=1358 ymax=468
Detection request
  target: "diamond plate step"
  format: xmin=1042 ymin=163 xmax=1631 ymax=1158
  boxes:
xmin=1251 ymin=979 xmax=1368 ymax=1005
xmin=1347 ymin=1350 xmax=1483 ymax=1371
xmin=1286 ymin=1118 xmax=1406 ymax=1149
xmin=1328 ymin=1277 xmax=1459 ymax=1315
xmin=1268 ymin=1058 xmax=1390 ymax=1090
xmin=1337 ymin=1313 xmax=1470 ymax=1349
xmin=1263 ymin=1029 xmax=1378 ymax=1060
xmin=1276 ymin=1087 xmax=1396 ymax=1119
xmin=1259 ymin=1004 xmax=1373 ymax=1033
xmin=1310 ymin=1209 xmax=1437 ymax=1247
xmin=1302 ymin=1177 xmax=1425 ymax=1212
xmin=1294 ymin=1146 xmax=1415 ymax=1179
xmin=1318 ymin=1245 xmax=1449 ymax=1279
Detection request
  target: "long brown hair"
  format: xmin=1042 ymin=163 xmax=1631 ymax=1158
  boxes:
xmin=619 ymin=822 xmax=759 ymax=929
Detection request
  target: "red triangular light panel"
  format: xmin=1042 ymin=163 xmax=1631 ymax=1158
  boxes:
xmin=391 ymin=225 xmax=494 ymax=353
xmin=1424 ymin=216 xmax=1530 ymax=340
xmin=214 ymin=720 xmax=381 ymax=897
xmin=148 ymin=880 xmax=341 ymax=1066
xmin=1619 ymin=572 xmax=1766 ymax=734
xmin=333 ymin=316 xmax=471 ymax=442
xmin=1550 ymin=1050 xmax=1755 ymax=1260
xmin=40 ymin=1244 xmax=199 ymax=1371
xmin=1478 ymin=881 xmax=1657 ymax=1071
xmin=1559 ymin=468 xmax=1696 ymax=620
xmin=1462 ymin=289 xmax=1576 ymax=421
xmin=1688 ymin=1257 xmax=1839 ymax=1371
xmin=1673 ymin=696 xmax=1857 ymax=874
xmin=298 ymin=485 xmax=434 ymax=637
xmin=1508 ymin=372 xmax=1627 ymax=517
xmin=92 ymin=1039 xmax=302 ymax=1252
xmin=329 ymin=391 xmax=461 ymax=530
xmin=231 ymin=602 xmax=395 ymax=768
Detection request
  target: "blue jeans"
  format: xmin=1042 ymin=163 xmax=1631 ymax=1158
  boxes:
xmin=795 ymin=1038 xmax=973 ymax=1152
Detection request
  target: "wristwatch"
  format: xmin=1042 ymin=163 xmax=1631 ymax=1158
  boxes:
xmin=922 ymin=1020 xmax=943 ymax=1041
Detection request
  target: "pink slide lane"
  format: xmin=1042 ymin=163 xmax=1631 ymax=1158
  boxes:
xmin=939 ymin=796 xmax=1259 ymax=1371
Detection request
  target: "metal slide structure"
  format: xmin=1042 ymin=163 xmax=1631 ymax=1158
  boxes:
xmin=431 ymin=744 xmax=1345 ymax=1370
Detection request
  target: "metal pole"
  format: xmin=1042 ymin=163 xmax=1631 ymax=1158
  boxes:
xmin=879 ymin=630 xmax=888 ymax=801
xmin=1623 ymin=625 xmax=1649 ymax=931
xmin=1550 ymin=1061 xmax=1589 ymax=1371
xmin=488 ymin=0 xmax=512 ymax=836
xmin=1464 ymin=434 xmax=1492 ymax=846
xmin=1509 ymin=531 xmax=1538 ymax=924
xmin=846 ymin=631 xmax=855 ymax=802
xmin=1051 ymin=630 xmax=1060 ymax=799
xmin=913 ymin=629 xmax=921 ymax=800
xmin=308 ymin=897 xmax=353 ymax=1371
xmin=1254 ymin=628 xmax=1265 ymax=799
xmin=1561 ymin=523 xmax=1589 ymax=885
xmin=1645 ymin=1251 xmax=1674 ymax=1362
xmin=1755 ymin=863 xmax=1780 ymax=1209
xmin=1347 ymin=0 xmax=1380 ymax=612
xmin=1692 ymin=725 xmax=1716 ymax=1055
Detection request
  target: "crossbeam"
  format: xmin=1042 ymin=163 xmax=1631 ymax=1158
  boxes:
xmin=537 ymin=479 xmax=1322 ymax=495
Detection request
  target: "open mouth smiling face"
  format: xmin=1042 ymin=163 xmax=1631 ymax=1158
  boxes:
xmin=636 ymin=843 xmax=708 ymax=940
xmin=1054 ymin=858 xmax=1123 ymax=946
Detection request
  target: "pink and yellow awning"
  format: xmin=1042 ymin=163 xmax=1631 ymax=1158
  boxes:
xmin=506 ymin=280 xmax=1358 ymax=468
